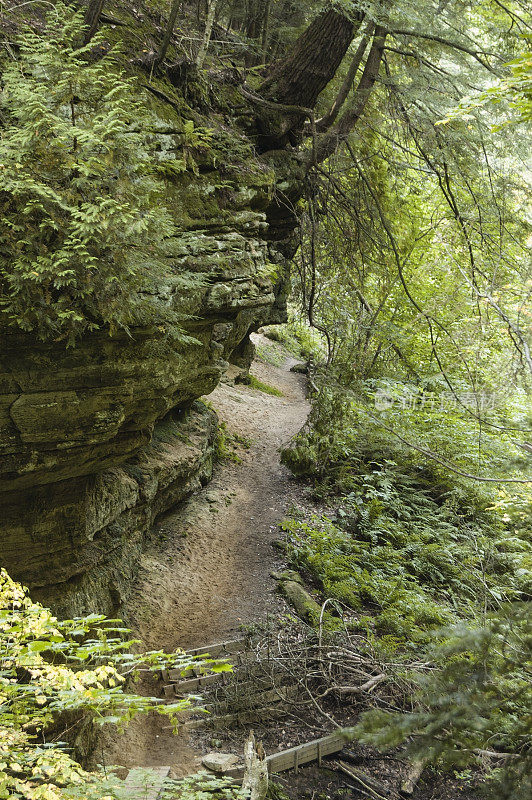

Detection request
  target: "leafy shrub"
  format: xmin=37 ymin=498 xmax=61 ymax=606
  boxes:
xmin=261 ymin=319 xmax=322 ymax=359
xmin=281 ymin=379 xmax=531 ymax=795
xmin=0 ymin=569 xmax=230 ymax=799
xmin=281 ymin=381 xmax=531 ymax=643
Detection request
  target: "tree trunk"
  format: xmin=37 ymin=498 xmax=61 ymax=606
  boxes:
xmin=196 ymin=0 xmax=218 ymax=68
xmin=154 ymin=0 xmax=181 ymax=69
xmin=316 ymin=21 xmax=375 ymax=132
xmin=261 ymin=0 xmax=271 ymax=61
xmin=83 ymin=0 xmax=105 ymax=44
xmin=242 ymin=732 xmax=268 ymax=800
xmin=260 ymin=9 xmax=361 ymax=109
xmin=313 ymin=26 xmax=387 ymax=164
xmin=253 ymin=8 xmax=363 ymax=147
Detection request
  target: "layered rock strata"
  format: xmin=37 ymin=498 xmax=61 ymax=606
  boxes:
xmin=0 ymin=71 xmax=296 ymax=616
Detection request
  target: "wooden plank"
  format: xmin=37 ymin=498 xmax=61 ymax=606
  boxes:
xmin=163 ymin=641 xmax=248 ymax=684
xmin=187 ymin=639 xmax=247 ymax=658
xmin=170 ymin=657 xmax=276 ymax=683
xmin=120 ymin=766 xmax=171 ymax=800
xmin=186 ymin=683 xmax=298 ymax=718
xmin=182 ymin=667 xmax=290 ymax=698
xmin=266 ymin=732 xmax=346 ymax=774
xmin=206 ymin=704 xmax=290 ymax=729
xmin=170 ymin=671 xmax=233 ymax=692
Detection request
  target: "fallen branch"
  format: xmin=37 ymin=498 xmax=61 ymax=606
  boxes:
xmin=400 ymin=758 xmax=426 ymax=796
xmin=473 ymin=748 xmax=519 ymax=760
xmin=319 ymin=673 xmax=386 ymax=699
xmin=337 ymin=760 xmax=393 ymax=800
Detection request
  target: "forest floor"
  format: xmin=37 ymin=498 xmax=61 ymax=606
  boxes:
xmin=101 ymin=333 xmax=310 ymax=776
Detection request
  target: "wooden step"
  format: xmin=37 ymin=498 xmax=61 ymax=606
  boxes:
xmin=162 ymin=639 xmax=249 ymax=684
xmin=167 ymin=670 xmax=234 ymax=694
xmin=205 ymin=684 xmax=299 ymax=716
xmin=191 ymin=702 xmax=292 ymax=729
xmin=119 ymin=766 xmax=171 ymax=800
xmin=164 ymin=662 xmax=287 ymax=697
xmin=187 ymin=638 xmax=248 ymax=659
xmin=198 ymin=732 xmax=348 ymax=778
xmin=187 ymin=684 xmax=299 ymax=724
xmin=266 ymin=732 xmax=346 ymax=774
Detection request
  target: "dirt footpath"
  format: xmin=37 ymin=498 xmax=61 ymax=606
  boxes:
xmin=101 ymin=333 xmax=309 ymax=774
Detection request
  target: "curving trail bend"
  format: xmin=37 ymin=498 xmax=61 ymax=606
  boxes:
xmin=101 ymin=333 xmax=309 ymax=775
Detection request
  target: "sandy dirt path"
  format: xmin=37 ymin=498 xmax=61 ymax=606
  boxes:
xmin=102 ymin=334 xmax=309 ymax=774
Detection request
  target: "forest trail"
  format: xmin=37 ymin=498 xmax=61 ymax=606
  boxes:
xmin=102 ymin=333 xmax=309 ymax=775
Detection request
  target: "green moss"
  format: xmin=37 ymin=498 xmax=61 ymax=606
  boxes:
xmin=277 ymin=579 xmax=322 ymax=625
xmin=215 ymin=421 xmax=251 ymax=463
xmin=248 ymin=375 xmax=284 ymax=396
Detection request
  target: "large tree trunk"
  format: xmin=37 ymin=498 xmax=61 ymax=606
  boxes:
xmin=313 ymin=25 xmax=387 ymax=164
xmin=254 ymin=8 xmax=362 ymax=147
xmin=260 ymin=9 xmax=360 ymax=108
xmin=315 ymin=21 xmax=375 ymax=132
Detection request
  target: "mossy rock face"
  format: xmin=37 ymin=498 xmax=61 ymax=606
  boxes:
xmin=0 ymin=155 xmax=279 ymax=616
xmin=0 ymin=110 xmax=281 ymax=616
xmin=0 ymin=10 xmax=301 ymax=616
xmin=5 ymin=402 xmax=217 ymax=618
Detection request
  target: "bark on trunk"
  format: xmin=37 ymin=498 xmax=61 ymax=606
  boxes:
xmin=253 ymin=9 xmax=363 ymax=148
xmin=154 ymin=0 xmax=181 ymax=68
xmin=313 ymin=26 xmax=387 ymax=164
xmin=260 ymin=9 xmax=360 ymax=109
xmin=242 ymin=732 xmax=268 ymax=800
xmin=83 ymin=0 xmax=105 ymax=44
xmin=196 ymin=0 xmax=218 ymax=68
xmin=316 ymin=21 xmax=375 ymax=132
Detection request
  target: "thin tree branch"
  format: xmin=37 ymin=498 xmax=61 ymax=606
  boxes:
xmin=363 ymin=407 xmax=532 ymax=483
xmin=390 ymin=29 xmax=501 ymax=73
xmin=315 ymin=22 xmax=375 ymax=133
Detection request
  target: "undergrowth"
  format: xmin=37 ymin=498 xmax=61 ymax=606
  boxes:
xmin=280 ymin=377 xmax=531 ymax=795
xmin=281 ymin=379 xmax=531 ymax=645
xmin=261 ymin=317 xmax=322 ymax=360
xmin=254 ymin=338 xmax=287 ymax=367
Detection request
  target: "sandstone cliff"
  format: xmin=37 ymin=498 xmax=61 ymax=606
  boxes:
xmin=0 ymin=59 xmax=298 ymax=616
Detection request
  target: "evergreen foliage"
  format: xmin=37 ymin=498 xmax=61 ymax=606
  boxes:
xmin=442 ymin=43 xmax=532 ymax=125
xmin=356 ymin=605 xmax=531 ymax=800
xmin=280 ymin=374 xmax=531 ymax=795
xmin=0 ymin=5 xmax=197 ymax=343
